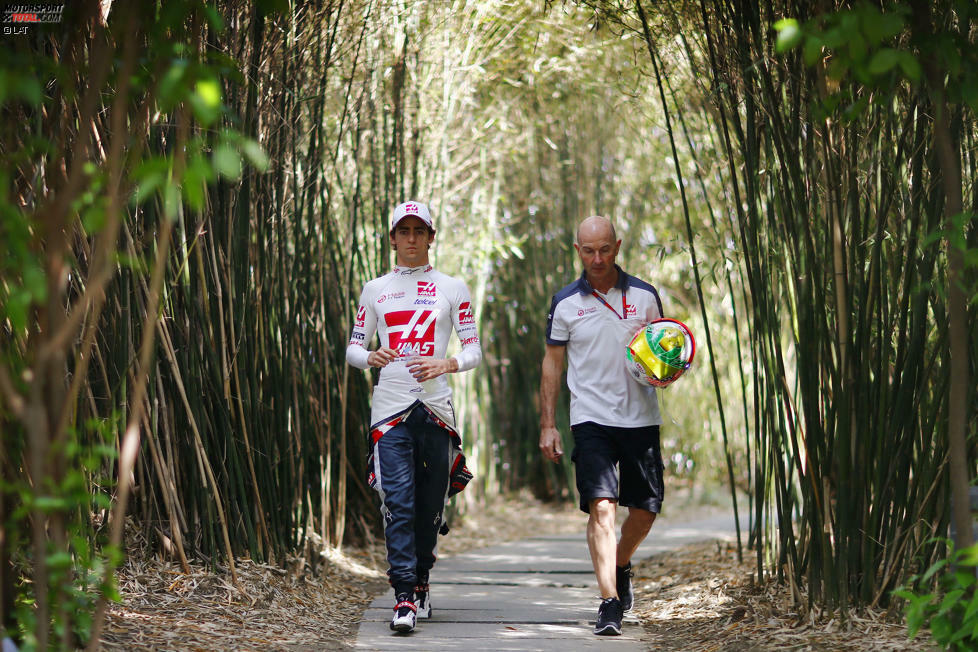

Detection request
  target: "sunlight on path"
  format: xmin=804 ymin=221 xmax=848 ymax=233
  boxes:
xmin=355 ymin=514 xmax=737 ymax=650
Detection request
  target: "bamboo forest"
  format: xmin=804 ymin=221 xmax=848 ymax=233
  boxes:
xmin=1 ymin=0 xmax=976 ymax=650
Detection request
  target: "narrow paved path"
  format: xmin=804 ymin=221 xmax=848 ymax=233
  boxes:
xmin=356 ymin=513 xmax=737 ymax=651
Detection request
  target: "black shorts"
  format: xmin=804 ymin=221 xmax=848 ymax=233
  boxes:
xmin=570 ymin=421 xmax=664 ymax=514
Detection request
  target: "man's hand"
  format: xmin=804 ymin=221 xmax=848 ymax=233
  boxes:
xmin=367 ymin=347 xmax=399 ymax=368
xmin=406 ymin=356 xmax=458 ymax=382
xmin=539 ymin=426 xmax=564 ymax=463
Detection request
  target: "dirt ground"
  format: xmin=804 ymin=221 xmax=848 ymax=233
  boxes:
xmin=101 ymin=491 xmax=925 ymax=651
xmin=632 ymin=540 xmax=921 ymax=651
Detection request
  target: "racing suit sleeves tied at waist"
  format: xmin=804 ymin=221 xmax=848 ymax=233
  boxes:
xmin=365 ymin=403 xmax=474 ymax=498
xmin=448 ymin=449 xmax=473 ymax=497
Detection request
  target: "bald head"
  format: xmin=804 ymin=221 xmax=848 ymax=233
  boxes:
xmin=574 ymin=215 xmax=622 ymax=292
xmin=576 ymin=215 xmax=617 ymax=245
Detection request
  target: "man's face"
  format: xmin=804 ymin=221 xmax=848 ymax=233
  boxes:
xmin=392 ymin=216 xmax=435 ymax=266
xmin=575 ymin=227 xmax=621 ymax=285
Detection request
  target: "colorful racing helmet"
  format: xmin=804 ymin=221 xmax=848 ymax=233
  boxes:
xmin=625 ymin=318 xmax=696 ymax=387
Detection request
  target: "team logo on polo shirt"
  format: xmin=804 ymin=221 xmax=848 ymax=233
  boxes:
xmin=417 ymin=281 xmax=436 ymax=297
xmin=385 ymin=309 xmax=439 ymax=356
xmin=625 ymin=301 xmax=637 ymax=318
xmin=458 ymin=302 xmax=475 ymax=324
xmin=355 ymin=305 xmax=366 ymax=327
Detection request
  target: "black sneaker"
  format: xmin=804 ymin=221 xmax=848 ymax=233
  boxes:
xmin=414 ymin=582 xmax=431 ymax=619
xmin=390 ymin=592 xmax=417 ymax=633
xmin=616 ymin=562 xmax=634 ymax=611
xmin=594 ymin=596 xmax=623 ymax=635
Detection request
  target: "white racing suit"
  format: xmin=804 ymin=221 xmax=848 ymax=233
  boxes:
xmin=346 ymin=263 xmax=481 ymax=594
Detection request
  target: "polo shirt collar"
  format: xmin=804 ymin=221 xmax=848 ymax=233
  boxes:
xmin=577 ymin=264 xmax=628 ymax=294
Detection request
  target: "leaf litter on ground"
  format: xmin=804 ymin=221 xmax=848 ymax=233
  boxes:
xmin=103 ymin=492 xmax=924 ymax=651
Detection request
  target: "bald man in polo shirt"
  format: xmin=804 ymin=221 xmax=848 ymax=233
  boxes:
xmin=539 ymin=215 xmax=665 ymax=636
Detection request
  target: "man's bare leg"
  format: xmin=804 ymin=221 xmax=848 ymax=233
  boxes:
xmin=616 ymin=507 xmax=656 ymax=567
xmin=587 ymin=498 xmax=619 ymax=598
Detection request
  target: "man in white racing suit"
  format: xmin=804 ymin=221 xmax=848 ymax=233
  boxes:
xmin=346 ymin=201 xmax=482 ymax=633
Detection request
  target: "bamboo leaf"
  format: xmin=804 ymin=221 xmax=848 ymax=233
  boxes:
xmin=240 ymin=138 xmax=269 ymax=172
xmin=183 ymin=154 xmax=213 ymax=211
xmin=897 ymin=51 xmax=922 ymax=81
xmin=804 ymin=38 xmax=824 ymax=66
xmin=190 ymin=78 xmax=222 ymax=126
xmin=158 ymin=60 xmax=189 ymax=110
xmin=213 ymin=145 xmax=241 ymax=180
xmin=922 ymin=558 xmax=950 ymax=583
xmin=15 ymin=75 xmax=42 ymax=106
xmin=22 ymin=260 xmax=47 ymax=303
xmin=46 ymin=552 xmax=73 ymax=570
xmin=938 ymin=589 xmax=966 ymax=615
xmin=862 ymin=7 xmax=905 ymax=44
xmin=774 ymin=19 xmax=802 ymax=53
xmin=132 ymin=157 xmax=171 ymax=205
xmin=868 ymin=48 xmax=899 ymax=75
xmin=956 ymin=543 xmax=978 ymax=566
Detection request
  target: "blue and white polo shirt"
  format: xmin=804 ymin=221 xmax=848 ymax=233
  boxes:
xmin=546 ymin=266 xmax=664 ymax=428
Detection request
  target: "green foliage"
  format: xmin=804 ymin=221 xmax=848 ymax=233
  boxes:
xmin=0 ymin=0 xmax=270 ymax=648
xmin=0 ymin=167 xmax=46 ymax=338
xmin=921 ymin=212 xmax=978 ymax=304
xmin=5 ymin=419 xmax=119 ymax=651
xmin=775 ymin=1 xmax=978 ymax=118
xmin=774 ymin=3 xmax=916 ymax=121
xmin=0 ymin=54 xmax=46 ymax=107
xmin=690 ymin=0 xmax=978 ymax=613
xmin=773 ymin=19 xmax=801 ymax=53
xmin=894 ymin=540 xmax=978 ymax=649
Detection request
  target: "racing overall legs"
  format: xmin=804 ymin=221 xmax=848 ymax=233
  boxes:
xmin=376 ymin=405 xmax=451 ymax=594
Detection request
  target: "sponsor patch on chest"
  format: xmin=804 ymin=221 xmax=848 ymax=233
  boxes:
xmin=377 ymin=291 xmax=406 ymax=303
xmin=385 ymin=309 xmax=440 ymax=356
xmin=417 ymin=281 xmax=436 ymax=297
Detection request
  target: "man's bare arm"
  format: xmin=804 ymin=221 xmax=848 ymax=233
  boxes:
xmin=539 ymin=343 xmax=566 ymax=462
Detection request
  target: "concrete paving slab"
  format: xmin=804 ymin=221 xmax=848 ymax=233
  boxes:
xmin=436 ymin=540 xmax=594 ymax=573
xmin=433 ymin=571 xmax=594 ymax=588
xmin=363 ymin=584 xmax=596 ymax=612
xmin=355 ymin=513 xmax=738 ymax=651
xmin=356 ymin=623 xmax=646 ymax=651
xmin=363 ymin=610 xmax=594 ymax=625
